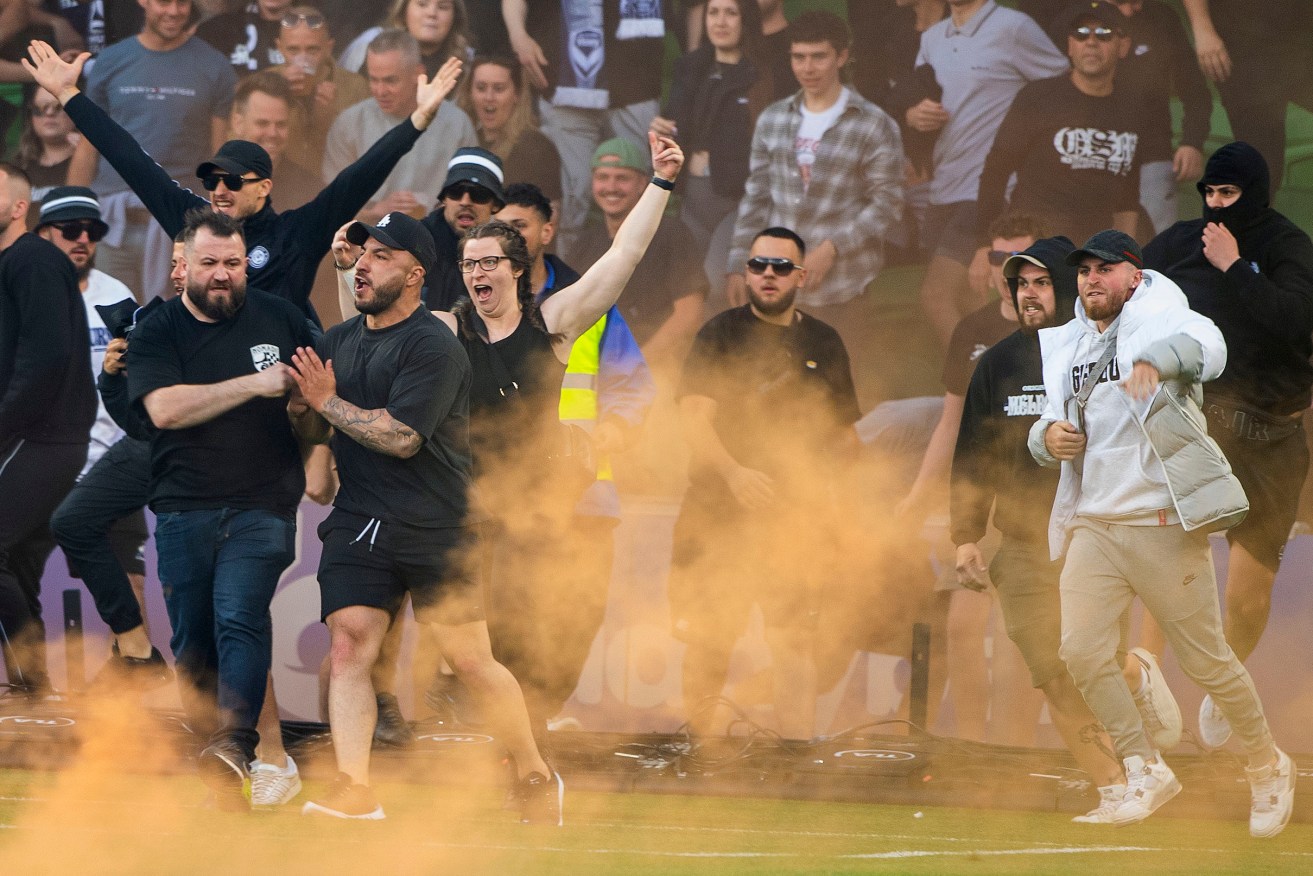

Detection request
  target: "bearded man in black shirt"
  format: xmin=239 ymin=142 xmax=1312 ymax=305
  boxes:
xmin=671 ymin=226 xmax=859 ymax=741
xmin=127 ymin=210 xmax=318 ymax=811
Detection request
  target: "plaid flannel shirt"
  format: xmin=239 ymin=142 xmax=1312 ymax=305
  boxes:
xmin=727 ymin=89 xmax=904 ymax=307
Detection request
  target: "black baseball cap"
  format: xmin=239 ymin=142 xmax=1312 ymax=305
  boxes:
xmin=1066 ymin=229 xmax=1143 ymax=267
xmin=346 ymin=212 xmax=438 ymax=279
xmin=1061 ymin=1 xmax=1125 ymax=31
xmin=438 ymin=147 xmax=505 ymax=207
xmin=36 ymin=186 xmax=108 ymax=235
xmin=196 ymin=140 xmax=273 ymax=180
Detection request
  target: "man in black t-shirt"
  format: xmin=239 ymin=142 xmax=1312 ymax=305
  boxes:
xmin=195 ymin=0 xmax=288 ymax=73
xmin=127 ymin=210 xmax=317 ymax=811
xmin=288 ymin=212 xmax=558 ymax=823
xmin=975 ymin=2 xmax=1148 ymax=249
xmin=671 ymin=226 xmax=859 ymax=740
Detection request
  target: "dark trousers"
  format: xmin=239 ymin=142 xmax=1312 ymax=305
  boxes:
xmin=155 ymin=508 xmax=295 ymax=750
xmin=51 ymin=437 xmax=151 ymax=634
xmin=0 ymin=439 xmax=88 ymax=690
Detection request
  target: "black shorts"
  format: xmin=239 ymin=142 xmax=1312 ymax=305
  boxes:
xmin=921 ymin=201 xmax=980 ymax=266
xmin=1215 ymin=421 xmax=1309 ymax=571
xmin=316 ymin=509 xmax=484 ymax=625
xmin=64 ymin=510 xmax=149 ymax=578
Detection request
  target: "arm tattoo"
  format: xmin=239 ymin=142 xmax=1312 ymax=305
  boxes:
xmin=321 ymin=395 xmax=422 ymax=458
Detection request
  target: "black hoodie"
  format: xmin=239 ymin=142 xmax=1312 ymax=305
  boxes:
xmin=1144 ymin=142 xmax=1313 ymax=414
xmin=950 ymin=236 xmax=1079 ymax=546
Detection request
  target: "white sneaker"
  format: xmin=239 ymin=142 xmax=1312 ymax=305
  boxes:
xmin=1111 ymin=754 xmax=1181 ymax=825
xmin=1072 ymin=783 xmax=1127 ymax=824
xmin=1129 ymin=649 xmax=1182 ymax=751
xmin=1247 ymin=748 xmax=1296 ymax=838
xmin=1198 ymin=694 xmax=1233 ymax=748
xmin=250 ymin=755 xmax=302 ymax=808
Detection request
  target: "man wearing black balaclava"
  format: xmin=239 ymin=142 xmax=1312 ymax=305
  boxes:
xmin=1143 ymin=140 xmax=1313 ymax=749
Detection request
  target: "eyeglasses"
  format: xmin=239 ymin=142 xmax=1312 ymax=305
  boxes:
xmin=445 ymin=184 xmax=496 ymax=205
xmin=1070 ymin=25 xmax=1116 ymax=42
xmin=30 ymin=102 xmax=65 ymax=117
xmin=281 ymin=11 xmax=326 ymax=28
xmin=201 ymin=173 xmax=265 ymax=192
xmin=51 ymin=220 xmax=107 ymax=243
xmin=458 ymin=255 xmax=512 ymax=273
xmin=987 ymin=249 xmax=1020 ymax=267
xmin=746 ymin=256 xmax=802 ymax=277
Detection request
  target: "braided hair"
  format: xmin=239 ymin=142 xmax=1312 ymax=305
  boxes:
xmin=453 ymin=219 xmax=562 ymax=343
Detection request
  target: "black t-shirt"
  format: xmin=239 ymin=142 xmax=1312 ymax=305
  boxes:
xmin=126 ymin=289 xmax=315 ymax=513
xmin=941 ymin=301 xmax=1017 ymax=395
xmin=571 ymin=216 xmax=709 ymax=346
xmin=195 ymin=8 xmax=283 ymax=73
xmin=757 ymin=24 xmax=797 ymax=102
xmin=977 ymin=76 xmax=1146 ymax=245
xmin=319 ymin=306 xmax=473 ymax=528
xmin=678 ymin=305 xmax=859 ymax=503
xmin=41 ymin=0 xmax=142 ymax=56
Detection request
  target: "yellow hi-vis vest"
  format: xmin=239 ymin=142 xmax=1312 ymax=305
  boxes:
xmin=558 ymin=313 xmax=613 ymax=482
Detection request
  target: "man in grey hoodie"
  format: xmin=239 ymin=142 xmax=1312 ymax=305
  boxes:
xmin=1028 ymin=229 xmax=1294 ymax=837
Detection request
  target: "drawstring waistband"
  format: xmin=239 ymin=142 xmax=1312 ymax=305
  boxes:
xmin=350 ymin=517 xmax=382 ymax=551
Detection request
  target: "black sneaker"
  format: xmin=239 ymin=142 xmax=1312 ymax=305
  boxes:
xmin=88 ymin=645 xmax=174 ymax=695
xmin=301 ymin=773 xmax=385 ymax=820
xmin=373 ymin=692 xmax=415 ymax=749
xmin=517 ymin=770 xmax=564 ymax=826
xmin=198 ymin=735 xmax=252 ymax=813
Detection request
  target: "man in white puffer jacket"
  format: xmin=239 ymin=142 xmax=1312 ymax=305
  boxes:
xmin=1027 ymin=230 xmax=1295 ymax=837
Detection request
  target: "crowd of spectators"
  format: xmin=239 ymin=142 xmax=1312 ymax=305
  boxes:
xmin=1 ymin=0 xmax=1311 ymax=829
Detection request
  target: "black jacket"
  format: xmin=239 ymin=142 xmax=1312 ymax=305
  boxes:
xmin=1144 ymin=143 xmax=1313 ymax=413
xmin=0 ymin=233 xmax=97 ymax=445
xmin=65 ymin=92 xmax=427 ymax=326
xmin=664 ymin=46 xmax=762 ymax=199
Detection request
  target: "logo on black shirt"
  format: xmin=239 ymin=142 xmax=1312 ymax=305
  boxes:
xmin=250 ymin=344 xmax=280 ymax=371
xmin=248 ymin=245 xmax=270 ymax=269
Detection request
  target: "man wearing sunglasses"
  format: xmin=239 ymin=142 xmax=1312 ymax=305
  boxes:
xmin=24 ymin=38 xmax=465 ymax=327
xmin=975 ymin=1 xmax=1144 ymax=251
xmin=196 ymin=0 xmax=296 ymax=73
xmin=270 ymin=5 xmax=369 ymax=175
xmin=418 ymin=147 xmax=505 ymax=311
xmin=672 ymin=226 xmax=860 ymax=740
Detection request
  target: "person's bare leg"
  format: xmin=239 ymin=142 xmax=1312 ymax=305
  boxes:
xmin=988 ymin=615 xmax=1046 ymax=747
xmin=947 ymin=588 xmax=991 ymax=742
xmin=918 ymin=255 xmax=970 ymax=351
xmin=1040 ymin=673 xmax=1123 ymax=787
xmin=1221 ymin=543 xmax=1278 ymax=662
xmin=371 ymin=594 xmax=408 ymax=695
xmin=434 ymin=618 xmax=549 ymax=779
xmin=324 ymin=606 xmax=390 ymax=785
xmin=254 ymin=673 xmax=287 ymax=767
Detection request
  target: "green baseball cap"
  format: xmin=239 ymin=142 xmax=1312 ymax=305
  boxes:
xmin=590 ymin=137 xmax=648 ymax=172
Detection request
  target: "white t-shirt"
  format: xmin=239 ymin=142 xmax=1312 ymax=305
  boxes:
xmin=794 ymin=87 xmax=849 ymax=192
xmin=82 ymin=269 xmax=135 ymax=474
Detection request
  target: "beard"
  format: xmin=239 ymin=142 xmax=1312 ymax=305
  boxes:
xmin=354 ymin=274 xmax=405 ymax=315
xmin=74 ymin=251 xmax=94 ymax=283
xmin=748 ymin=285 xmax=796 ymax=317
xmin=186 ymin=277 xmax=246 ymax=321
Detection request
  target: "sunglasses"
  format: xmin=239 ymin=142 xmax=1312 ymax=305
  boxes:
xmin=445 ymin=184 xmax=496 ymax=205
xmin=987 ymin=249 xmax=1020 ymax=267
xmin=1071 ymin=25 xmax=1117 ymax=42
xmin=201 ymin=173 xmax=264 ymax=192
xmin=745 ymin=256 xmax=802 ymax=277
xmin=52 ymin=220 xmax=106 ymax=243
xmin=458 ymin=255 xmax=512 ymax=273
xmin=281 ymin=11 xmax=326 ymax=28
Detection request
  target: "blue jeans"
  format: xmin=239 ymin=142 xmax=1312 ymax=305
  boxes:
xmin=156 ymin=509 xmax=295 ymax=747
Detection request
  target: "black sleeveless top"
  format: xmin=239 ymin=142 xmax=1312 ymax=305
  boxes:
xmin=459 ymin=312 xmax=566 ymax=471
